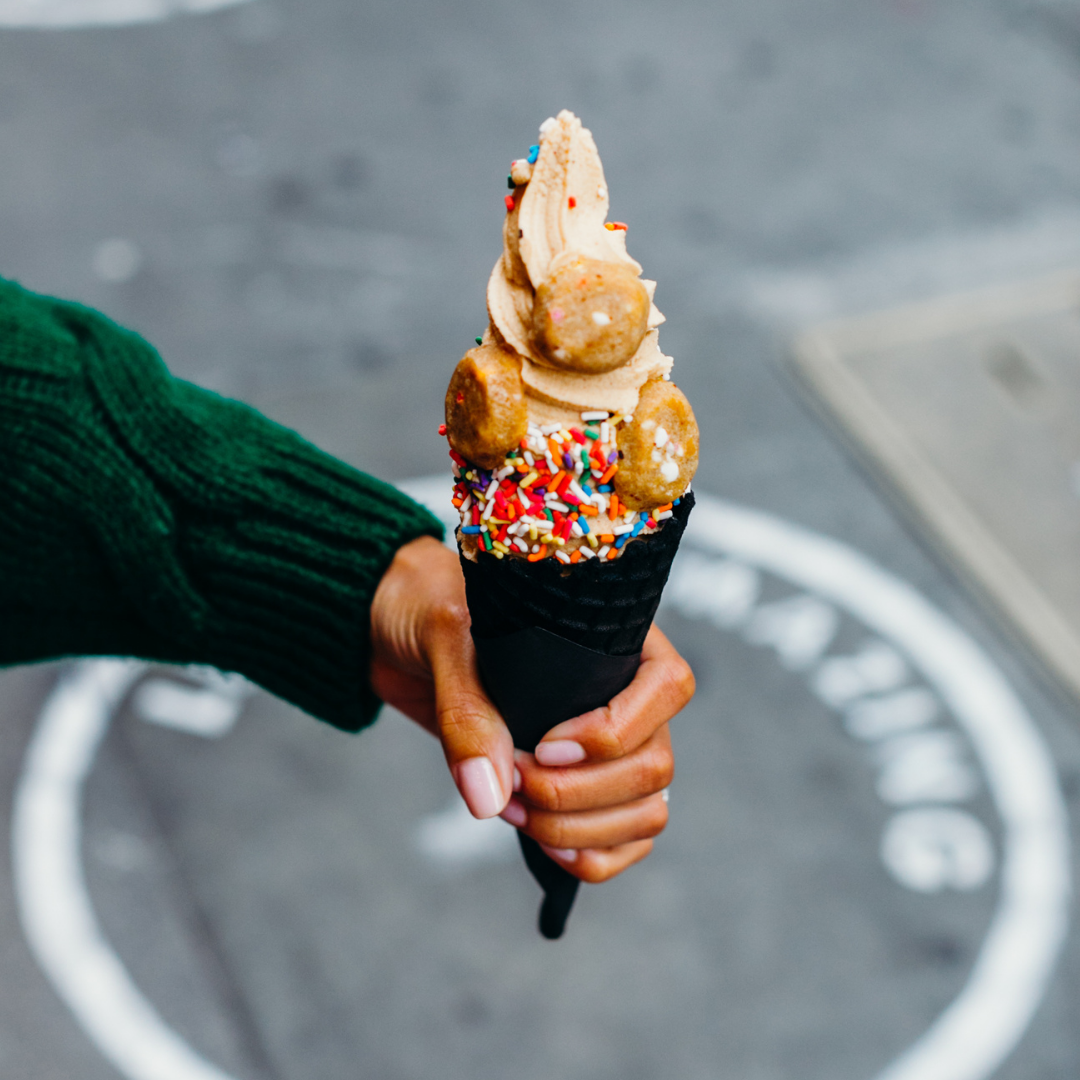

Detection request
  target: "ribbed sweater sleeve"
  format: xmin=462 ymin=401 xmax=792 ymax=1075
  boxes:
xmin=0 ymin=276 xmax=444 ymax=732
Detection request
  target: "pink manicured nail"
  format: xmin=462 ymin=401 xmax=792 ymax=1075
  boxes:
xmin=513 ymin=767 xmax=523 ymax=792
xmin=500 ymin=797 xmax=528 ymax=828
xmin=455 ymin=757 xmax=504 ymax=819
xmin=535 ymin=740 xmax=586 ymax=766
xmin=541 ymin=844 xmax=578 ymax=863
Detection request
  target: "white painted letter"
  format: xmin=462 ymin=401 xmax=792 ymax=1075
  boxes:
xmin=881 ymin=808 xmax=995 ymax=893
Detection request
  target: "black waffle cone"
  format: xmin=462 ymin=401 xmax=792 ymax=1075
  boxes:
xmin=460 ymin=493 xmax=694 ymax=657
xmin=458 ymin=493 xmax=693 ymax=939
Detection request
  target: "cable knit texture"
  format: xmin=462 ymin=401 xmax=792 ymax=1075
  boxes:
xmin=0 ymin=276 xmax=444 ymax=731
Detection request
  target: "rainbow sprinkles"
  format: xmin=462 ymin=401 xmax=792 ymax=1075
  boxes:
xmin=443 ymin=414 xmax=680 ymax=564
xmin=442 ymin=112 xmax=696 ymax=565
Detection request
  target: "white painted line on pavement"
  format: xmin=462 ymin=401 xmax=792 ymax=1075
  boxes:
xmin=133 ymin=667 xmax=253 ymax=738
xmin=685 ymin=497 xmax=1071 ymax=1080
xmin=12 ymin=660 xmax=238 ymax=1080
xmin=10 ymin=482 xmax=1070 ymax=1080
xmin=881 ymin=809 xmax=995 ymax=894
xmin=0 ymin=0 xmax=249 ymax=29
xmin=415 ymin=798 xmax=519 ymax=867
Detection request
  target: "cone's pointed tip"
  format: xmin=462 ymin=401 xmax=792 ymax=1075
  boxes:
xmin=538 ymin=904 xmax=568 ymax=940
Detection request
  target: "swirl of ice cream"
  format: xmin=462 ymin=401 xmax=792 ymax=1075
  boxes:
xmin=487 ymin=110 xmax=670 ymax=415
xmin=446 ymin=110 xmax=698 ymax=564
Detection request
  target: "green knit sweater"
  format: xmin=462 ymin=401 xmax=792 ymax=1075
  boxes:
xmin=0 ymin=276 xmax=444 ymax=732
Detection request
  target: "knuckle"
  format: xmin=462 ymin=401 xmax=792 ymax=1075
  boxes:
xmin=542 ymin=820 xmax=572 ymax=849
xmin=526 ymin=818 xmax=562 ymax=847
xmin=634 ymin=745 xmax=675 ymax=794
xmin=524 ymin=772 xmax=564 ymax=812
xmin=439 ymin=689 xmax=487 ymax=729
xmin=669 ymin=657 xmax=696 ymax=706
xmin=575 ymin=857 xmax=613 ymax=885
xmin=429 ymin=597 xmax=471 ymax=636
xmin=639 ymin=799 xmax=669 ymax=839
xmin=438 ymin=693 xmax=492 ymax=756
xmin=579 ymin=840 xmax=654 ymax=883
xmin=590 ymin=712 xmax=631 ymax=759
xmin=655 ymin=749 xmax=676 ymax=789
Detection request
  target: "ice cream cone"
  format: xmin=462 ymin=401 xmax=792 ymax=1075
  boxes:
xmin=462 ymin=494 xmax=692 ymax=937
xmin=443 ymin=111 xmax=698 ymax=937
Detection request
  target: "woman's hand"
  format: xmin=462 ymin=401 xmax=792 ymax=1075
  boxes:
xmin=369 ymin=535 xmax=695 ymax=883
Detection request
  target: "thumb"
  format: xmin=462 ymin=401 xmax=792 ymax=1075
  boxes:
xmin=430 ymin=637 xmax=514 ymax=819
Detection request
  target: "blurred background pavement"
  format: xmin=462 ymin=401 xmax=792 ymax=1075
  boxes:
xmin=3 ymin=1 xmax=1080 ymax=1078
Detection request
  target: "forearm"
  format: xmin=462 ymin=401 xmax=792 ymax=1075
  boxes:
xmin=0 ymin=277 xmax=443 ymax=730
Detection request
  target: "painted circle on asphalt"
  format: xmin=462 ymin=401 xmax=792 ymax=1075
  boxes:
xmin=11 ymin=483 xmax=1071 ymax=1080
xmin=0 ymin=0 xmax=249 ymax=29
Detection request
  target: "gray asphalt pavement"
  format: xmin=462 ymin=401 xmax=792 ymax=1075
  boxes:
xmin=3 ymin=1 xmax=1080 ymax=1078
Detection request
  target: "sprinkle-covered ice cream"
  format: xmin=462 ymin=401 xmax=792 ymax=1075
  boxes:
xmin=444 ymin=110 xmax=699 ymax=561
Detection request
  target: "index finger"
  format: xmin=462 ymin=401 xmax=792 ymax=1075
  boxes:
xmin=427 ymin=622 xmax=516 ymax=819
xmin=535 ymin=624 xmax=695 ymax=765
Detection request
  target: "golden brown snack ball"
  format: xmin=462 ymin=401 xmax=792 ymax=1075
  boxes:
xmin=614 ymin=378 xmax=699 ymax=510
xmin=532 ymin=256 xmax=650 ymax=373
xmin=445 ymin=343 xmax=528 ymax=469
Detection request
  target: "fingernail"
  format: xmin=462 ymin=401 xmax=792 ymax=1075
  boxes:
xmin=455 ymin=757 xmax=504 ymax=819
xmin=541 ymin=844 xmax=578 ymax=863
xmin=500 ymin=796 xmax=528 ymax=828
xmin=535 ymin=740 xmax=586 ymax=766
xmin=513 ymin=767 xmax=523 ymax=792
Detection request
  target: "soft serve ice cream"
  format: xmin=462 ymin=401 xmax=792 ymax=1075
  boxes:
xmin=444 ymin=111 xmax=698 ymax=563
